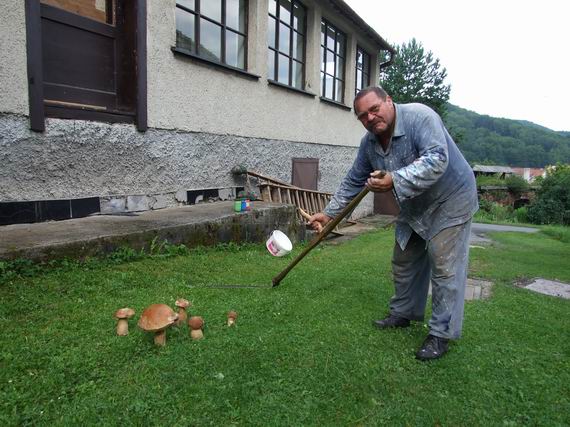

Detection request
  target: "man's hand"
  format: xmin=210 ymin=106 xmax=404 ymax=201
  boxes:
xmin=308 ymin=212 xmax=332 ymax=233
xmin=366 ymin=170 xmax=393 ymax=192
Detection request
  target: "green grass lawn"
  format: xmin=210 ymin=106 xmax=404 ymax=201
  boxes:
xmin=1 ymin=227 xmax=569 ymax=426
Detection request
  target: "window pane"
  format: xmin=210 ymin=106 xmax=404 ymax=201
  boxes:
xmin=336 ymin=33 xmax=345 ymax=57
xmin=176 ymin=8 xmax=196 ymax=53
xmin=267 ymin=16 xmax=276 ymax=48
xmin=278 ymin=23 xmax=290 ymax=54
xmin=268 ymin=49 xmax=276 ymax=80
xmin=269 ymin=0 xmax=277 ymax=16
xmin=201 ymin=0 xmax=222 ymax=22
xmin=356 ymin=49 xmax=363 ymax=68
xmin=177 ymin=0 xmax=195 ymax=11
xmin=336 ymin=55 xmax=344 ymax=80
xmin=42 ymin=0 xmax=113 ymax=24
xmin=326 ymin=25 xmax=335 ymax=50
xmin=325 ymin=49 xmax=334 ymax=75
xmin=292 ymin=32 xmax=304 ymax=61
xmin=278 ymin=53 xmax=290 ymax=85
xmin=226 ymin=0 xmax=246 ymax=32
xmin=335 ymin=80 xmax=343 ymax=102
xmin=356 ymin=69 xmax=362 ymax=91
xmin=293 ymin=2 xmax=305 ymax=32
xmin=320 ymin=72 xmax=325 ymax=96
xmin=279 ymin=0 xmax=292 ymax=24
xmin=226 ymin=31 xmax=245 ymax=69
xmin=199 ymin=18 xmax=222 ymax=61
xmin=320 ymin=21 xmax=325 ymax=46
xmin=320 ymin=46 xmax=325 ymax=72
xmin=363 ymin=52 xmax=370 ymax=73
xmin=363 ymin=72 xmax=370 ymax=87
xmin=292 ymin=60 xmax=303 ymax=89
xmin=325 ymin=74 xmax=333 ymax=99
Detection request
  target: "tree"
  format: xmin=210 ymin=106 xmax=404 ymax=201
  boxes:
xmin=380 ymin=38 xmax=451 ymax=118
xmin=527 ymin=165 xmax=570 ymax=225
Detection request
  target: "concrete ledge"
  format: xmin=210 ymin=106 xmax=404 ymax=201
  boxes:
xmin=0 ymin=201 xmax=305 ymax=262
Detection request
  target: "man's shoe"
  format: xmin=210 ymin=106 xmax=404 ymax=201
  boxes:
xmin=415 ymin=334 xmax=449 ymax=361
xmin=372 ymin=314 xmax=410 ymax=329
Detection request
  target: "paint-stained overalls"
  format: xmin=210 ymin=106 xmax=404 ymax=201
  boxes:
xmin=324 ymin=103 xmax=479 ymax=339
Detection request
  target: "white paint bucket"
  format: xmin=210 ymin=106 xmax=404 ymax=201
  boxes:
xmin=266 ymin=230 xmax=293 ymax=257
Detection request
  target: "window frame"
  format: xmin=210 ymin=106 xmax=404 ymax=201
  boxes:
xmin=267 ymin=0 xmax=307 ymax=90
xmin=355 ymin=46 xmax=371 ymax=95
xmin=320 ymin=19 xmax=346 ymax=103
xmin=175 ymin=0 xmax=249 ymax=71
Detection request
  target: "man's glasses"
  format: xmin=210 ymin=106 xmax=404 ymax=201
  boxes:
xmin=356 ymin=101 xmax=384 ymax=121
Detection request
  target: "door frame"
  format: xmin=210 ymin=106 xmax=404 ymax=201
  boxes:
xmin=24 ymin=0 xmax=147 ymax=132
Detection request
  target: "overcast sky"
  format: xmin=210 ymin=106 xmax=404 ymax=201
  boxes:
xmin=344 ymin=0 xmax=570 ymax=132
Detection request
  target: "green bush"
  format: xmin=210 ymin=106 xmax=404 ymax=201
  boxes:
xmin=514 ymin=207 xmax=528 ymax=223
xmin=527 ymin=165 xmax=570 ymax=225
xmin=506 ymin=175 xmax=529 ymax=196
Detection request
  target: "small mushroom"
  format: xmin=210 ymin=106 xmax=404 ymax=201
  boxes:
xmin=138 ymin=304 xmax=179 ymax=346
xmin=114 ymin=308 xmax=135 ymax=336
xmin=227 ymin=310 xmax=238 ymax=327
xmin=188 ymin=316 xmax=204 ymax=340
xmin=175 ymin=299 xmax=191 ymax=326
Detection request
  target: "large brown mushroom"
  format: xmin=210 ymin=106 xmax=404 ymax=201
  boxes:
xmin=138 ymin=304 xmax=179 ymax=346
xmin=175 ymin=299 xmax=191 ymax=326
xmin=188 ymin=316 xmax=204 ymax=340
xmin=227 ymin=310 xmax=238 ymax=327
xmin=114 ymin=308 xmax=135 ymax=336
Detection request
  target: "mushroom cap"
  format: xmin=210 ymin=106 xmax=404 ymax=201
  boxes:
xmin=175 ymin=298 xmax=191 ymax=309
xmin=227 ymin=310 xmax=238 ymax=319
xmin=138 ymin=304 xmax=179 ymax=332
xmin=115 ymin=307 xmax=135 ymax=319
xmin=188 ymin=316 xmax=204 ymax=330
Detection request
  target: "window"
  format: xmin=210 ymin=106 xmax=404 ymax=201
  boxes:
xmin=267 ymin=0 xmax=306 ymax=89
xmin=175 ymin=0 xmax=248 ymax=70
xmin=320 ymin=20 xmax=346 ymax=102
xmin=355 ymin=47 xmax=371 ymax=95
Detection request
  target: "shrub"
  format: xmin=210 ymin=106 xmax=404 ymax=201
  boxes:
xmin=514 ymin=207 xmax=528 ymax=224
xmin=527 ymin=165 xmax=570 ymax=225
xmin=506 ymin=175 xmax=529 ymax=196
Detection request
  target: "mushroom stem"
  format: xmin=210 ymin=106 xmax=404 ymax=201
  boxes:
xmin=116 ymin=319 xmax=129 ymax=336
xmin=176 ymin=308 xmax=187 ymax=326
xmin=154 ymin=330 xmax=167 ymax=346
xmin=190 ymin=329 xmax=204 ymax=340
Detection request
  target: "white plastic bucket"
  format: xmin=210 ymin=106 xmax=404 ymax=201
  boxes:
xmin=266 ymin=230 xmax=293 ymax=257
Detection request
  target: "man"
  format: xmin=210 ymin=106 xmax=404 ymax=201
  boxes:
xmin=309 ymin=86 xmax=478 ymax=361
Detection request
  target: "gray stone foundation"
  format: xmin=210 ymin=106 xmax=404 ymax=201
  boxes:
xmin=0 ymin=113 xmax=374 ymax=218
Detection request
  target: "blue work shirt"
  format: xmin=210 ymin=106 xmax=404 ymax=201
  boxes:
xmin=324 ymin=103 xmax=479 ymax=250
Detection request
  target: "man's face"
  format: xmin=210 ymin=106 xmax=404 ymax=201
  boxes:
xmin=355 ymin=92 xmax=394 ymax=136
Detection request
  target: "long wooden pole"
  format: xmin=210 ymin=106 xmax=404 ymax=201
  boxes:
xmin=272 ymin=186 xmax=370 ymax=287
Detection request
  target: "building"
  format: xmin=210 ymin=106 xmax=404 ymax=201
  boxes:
xmin=511 ymin=167 xmax=546 ymax=183
xmin=472 ymin=165 xmax=514 ymax=179
xmin=0 ymin=0 xmax=394 ymax=225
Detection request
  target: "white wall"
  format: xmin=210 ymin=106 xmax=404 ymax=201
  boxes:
xmin=0 ymin=2 xmax=29 ymax=116
xmin=147 ymin=0 xmax=384 ymax=148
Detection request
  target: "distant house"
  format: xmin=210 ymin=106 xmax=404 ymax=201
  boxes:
xmin=0 ymin=0 xmax=394 ymax=225
xmin=472 ymin=165 xmax=514 ymax=179
xmin=511 ymin=167 xmax=546 ymax=183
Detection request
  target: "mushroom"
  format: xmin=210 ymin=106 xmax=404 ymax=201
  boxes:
xmin=138 ymin=304 xmax=179 ymax=346
xmin=188 ymin=316 xmax=204 ymax=340
xmin=227 ymin=310 xmax=238 ymax=327
xmin=175 ymin=299 xmax=191 ymax=326
xmin=114 ymin=307 xmax=135 ymax=336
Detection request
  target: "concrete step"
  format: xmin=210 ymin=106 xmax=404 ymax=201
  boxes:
xmin=0 ymin=201 xmax=305 ymax=262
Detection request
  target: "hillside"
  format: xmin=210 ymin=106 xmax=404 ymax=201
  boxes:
xmin=444 ymin=104 xmax=570 ymax=167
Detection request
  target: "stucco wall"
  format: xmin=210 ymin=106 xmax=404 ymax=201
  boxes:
xmin=147 ymin=0 xmax=382 ymax=148
xmin=0 ymin=114 xmax=374 ymax=217
xmin=0 ymin=2 xmax=29 ymax=115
